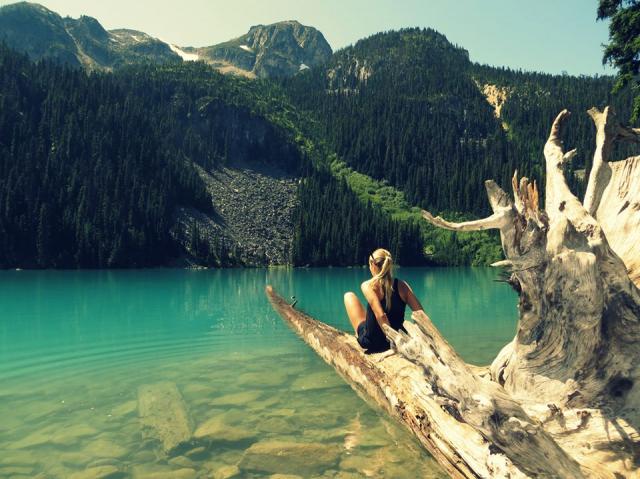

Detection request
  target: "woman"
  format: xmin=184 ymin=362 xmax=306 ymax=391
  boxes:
xmin=343 ymin=248 xmax=424 ymax=352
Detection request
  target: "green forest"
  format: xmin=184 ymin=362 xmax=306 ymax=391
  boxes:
xmin=281 ymin=28 xmax=636 ymax=215
xmin=0 ymin=44 xmax=427 ymax=268
xmin=0 ymin=44 xmax=295 ymax=267
xmin=0 ymin=26 xmax=637 ymax=269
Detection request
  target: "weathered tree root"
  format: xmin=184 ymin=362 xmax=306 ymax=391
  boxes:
xmin=267 ymin=107 xmax=640 ymax=478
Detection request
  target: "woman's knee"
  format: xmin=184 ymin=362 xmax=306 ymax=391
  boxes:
xmin=344 ymin=291 xmax=357 ymax=304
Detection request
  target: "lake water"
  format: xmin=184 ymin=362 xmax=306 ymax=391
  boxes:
xmin=0 ymin=268 xmax=518 ymax=478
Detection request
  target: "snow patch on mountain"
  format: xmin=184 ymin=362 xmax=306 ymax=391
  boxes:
xmin=169 ymin=44 xmax=199 ymax=62
xmin=239 ymin=45 xmax=253 ymax=53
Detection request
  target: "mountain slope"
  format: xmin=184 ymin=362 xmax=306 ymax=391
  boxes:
xmin=472 ymin=64 xmax=637 ymax=193
xmin=0 ymin=45 xmax=424 ymax=268
xmin=0 ymin=44 xmax=305 ymax=267
xmin=4 ymin=13 xmax=636 ymax=268
xmin=277 ymin=27 xmax=639 ymax=265
xmin=281 ymin=28 xmax=507 ymax=216
xmin=281 ymin=28 xmax=636 ymax=215
xmin=0 ymin=3 xmax=332 ymax=78
xmin=0 ymin=2 xmax=181 ymax=70
xmin=0 ymin=2 xmax=82 ymax=67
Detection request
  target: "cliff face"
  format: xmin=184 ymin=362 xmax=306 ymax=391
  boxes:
xmin=198 ymin=21 xmax=333 ymax=78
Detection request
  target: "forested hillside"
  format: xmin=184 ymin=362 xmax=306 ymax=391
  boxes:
xmin=0 ymin=44 xmax=425 ymax=268
xmin=0 ymin=46 xmax=208 ymax=267
xmin=281 ymin=28 xmax=636 ymax=216
xmin=474 ymin=65 xmax=637 ymax=196
xmin=293 ymin=167 xmax=425 ymax=266
xmin=2 ymin=27 xmax=637 ymax=269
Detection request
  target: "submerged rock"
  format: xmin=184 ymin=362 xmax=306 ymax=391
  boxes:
xmin=86 ymin=458 xmax=122 ymax=469
xmin=239 ymin=440 xmax=340 ymax=476
xmin=193 ymin=415 xmax=255 ymax=442
xmin=212 ymin=465 xmax=240 ymax=479
xmin=68 ymin=464 xmax=122 ymax=479
xmin=60 ymin=452 xmax=94 ymax=467
xmin=235 ymin=370 xmax=289 ymax=387
xmin=182 ymin=446 xmax=207 ymax=459
xmin=82 ymin=438 xmax=128 ymax=459
xmin=255 ymin=417 xmax=297 ymax=434
xmin=137 ymin=382 xmax=192 ymax=456
xmin=52 ymin=424 xmax=99 ymax=446
xmin=8 ymin=422 xmax=98 ymax=449
xmin=167 ymin=456 xmax=194 ymax=468
xmin=0 ymin=450 xmax=37 ymax=466
xmin=9 ymin=430 xmax=51 ymax=449
xmin=289 ymin=371 xmax=344 ymax=391
xmin=0 ymin=466 xmax=34 ymax=476
xmin=207 ymin=390 xmax=262 ymax=406
xmin=141 ymin=468 xmax=197 ymax=479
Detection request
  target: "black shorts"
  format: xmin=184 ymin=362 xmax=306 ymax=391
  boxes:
xmin=357 ymin=321 xmax=391 ymax=353
xmin=356 ymin=322 xmax=371 ymax=349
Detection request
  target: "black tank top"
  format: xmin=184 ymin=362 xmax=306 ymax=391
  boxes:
xmin=362 ymin=278 xmax=407 ymax=351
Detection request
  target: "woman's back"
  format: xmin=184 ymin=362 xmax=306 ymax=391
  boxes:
xmin=361 ymin=278 xmax=406 ymax=351
xmin=344 ymin=247 xmax=424 ymax=354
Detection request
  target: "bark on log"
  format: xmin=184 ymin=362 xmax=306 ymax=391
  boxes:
xmin=267 ymin=106 xmax=640 ymax=478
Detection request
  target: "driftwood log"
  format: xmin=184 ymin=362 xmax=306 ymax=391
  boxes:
xmin=267 ymin=107 xmax=640 ymax=478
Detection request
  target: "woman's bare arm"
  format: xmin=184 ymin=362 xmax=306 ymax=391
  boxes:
xmin=360 ymin=281 xmax=391 ymax=329
xmin=398 ymin=280 xmax=424 ymax=312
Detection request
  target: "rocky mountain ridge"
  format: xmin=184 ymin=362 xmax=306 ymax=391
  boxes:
xmin=0 ymin=2 xmax=332 ymax=77
xmin=189 ymin=20 xmax=332 ymax=78
xmin=0 ymin=2 xmax=179 ymax=70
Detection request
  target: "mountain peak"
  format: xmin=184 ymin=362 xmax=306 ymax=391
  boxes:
xmin=199 ymin=20 xmax=332 ymax=78
xmin=248 ymin=19 xmax=303 ymax=29
xmin=2 ymin=1 xmax=56 ymax=15
xmin=0 ymin=1 xmax=81 ymax=67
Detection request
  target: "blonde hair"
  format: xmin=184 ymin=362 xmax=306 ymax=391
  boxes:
xmin=370 ymin=248 xmax=394 ymax=310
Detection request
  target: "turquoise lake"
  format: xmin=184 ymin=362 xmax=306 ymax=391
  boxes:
xmin=0 ymin=268 xmax=518 ymax=478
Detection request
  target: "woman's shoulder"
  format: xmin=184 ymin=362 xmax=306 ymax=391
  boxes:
xmin=360 ymin=278 xmax=373 ymax=290
xmin=361 ymin=279 xmax=381 ymax=295
xmin=395 ymin=278 xmax=410 ymax=295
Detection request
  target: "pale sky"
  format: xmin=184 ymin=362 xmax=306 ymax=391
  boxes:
xmin=0 ymin=0 xmax=615 ymax=76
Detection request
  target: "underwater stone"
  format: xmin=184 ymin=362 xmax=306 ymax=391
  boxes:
xmin=137 ymin=382 xmax=192 ymax=456
xmin=239 ymin=441 xmax=340 ymax=476
xmin=212 ymin=465 xmax=241 ymax=479
xmin=193 ymin=415 xmax=255 ymax=442
xmin=207 ymin=390 xmax=262 ymax=406
xmin=68 ymin=464 xmax=122 ymax=479
xmin=167 ymin=456 xmax=194 ymax=468
xmin=142 ymin=468 xmax=197 ymax=479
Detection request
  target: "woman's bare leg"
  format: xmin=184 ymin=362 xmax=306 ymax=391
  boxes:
xmin=344 ymin=292 xmax=365 ymax=334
